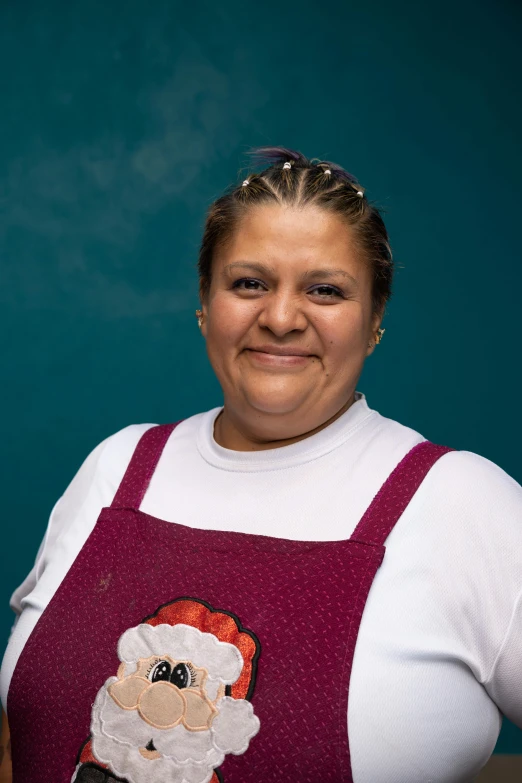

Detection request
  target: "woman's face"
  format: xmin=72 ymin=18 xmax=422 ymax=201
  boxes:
xmin=201 ymin=204 xmax=382 ymax=443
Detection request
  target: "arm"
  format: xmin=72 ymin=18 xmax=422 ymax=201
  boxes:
xmin=0 ymin=709 xmax=12 ymax=783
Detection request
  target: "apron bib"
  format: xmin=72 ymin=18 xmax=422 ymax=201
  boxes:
xmin=7 ymin=423 xmax=453 ymax=783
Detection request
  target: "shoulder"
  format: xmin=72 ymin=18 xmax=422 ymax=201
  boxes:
xmin=93 ymin=423 xmax=159 ymax=493
xmin=364 ymin=409 xmax=522 ymax=526
xmin=361 ymin=400 xmax=522 ymax=517
xmin=425 ymin=448 xmax=522 ymax=509
xmin=8 ymin=424 xmax=159 ymax=614
xmin=45 ymin=423 xmax=160 ymax=549
xmin=409 ymin=448 xmax=522 ymax=582
xmin=61 ymin=414 xmax=214 ymax=508
xmin=59 ymin=423 xmax=159 ymax=511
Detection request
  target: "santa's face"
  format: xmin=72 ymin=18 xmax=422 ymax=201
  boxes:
xmin=88 ymin=622 xmax=260 ymax=783
xmin=108 ymin=654 xmax=220 ymax=747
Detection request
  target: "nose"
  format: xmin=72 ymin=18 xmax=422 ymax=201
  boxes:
xmin=137 ymin=681 xmax=185 ymax=729
xmin=257 ymin=290 xmax=308 ymax=337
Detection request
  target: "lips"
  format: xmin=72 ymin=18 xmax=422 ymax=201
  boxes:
xmin=246 ymin=346 xmax=312 ymax=357
xmin=244 ymin=347 xmax=314 ymax=368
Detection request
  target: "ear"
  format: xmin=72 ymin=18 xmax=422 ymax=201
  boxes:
xmin=365 ymin=308 xmax=385 ymax=357
xmin=198 ymin=282 xmax=209 ymax=339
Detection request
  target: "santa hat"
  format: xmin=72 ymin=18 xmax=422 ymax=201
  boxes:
xmin=143 ymin=598 xmax=260 ymax=701
xmin=118 ymin=622 xmax=243 ymax=685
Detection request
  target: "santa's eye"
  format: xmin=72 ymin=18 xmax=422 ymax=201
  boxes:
xmin=170 ymin=662 xmax=190 ymax=689
xmin=149 ymin=660 xmax=172 ymax=683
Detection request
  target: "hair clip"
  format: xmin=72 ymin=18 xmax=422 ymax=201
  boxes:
xmin=324 ymin=168 xmax=331 ymax=175
xmin=283 ymin=161 xmax=292 ymax=169
xmin=356 ymin=190 xmax=364 ymax=198
xmin=242 ymin=179 xmax=250 ymax=186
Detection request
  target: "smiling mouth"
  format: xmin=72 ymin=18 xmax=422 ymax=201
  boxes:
xmin=139 ymin=739 xmax=161 ymax=761
xmin=246 ymin=346 xmax=311 ymax=357
xmin=245 ymin=348 xmax=313 ymax=366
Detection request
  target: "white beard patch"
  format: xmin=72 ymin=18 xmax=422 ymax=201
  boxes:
xmin=90 ymin=677 xmax=260 ymax=783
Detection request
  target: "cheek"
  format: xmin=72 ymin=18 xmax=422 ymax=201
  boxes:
xmin=207 ymin=321 xmax=240 ymax=359
xmin=320 ymin=310 xmax=369 ymax=359
xmin=207 ymin=294 xmax=254 ymax=350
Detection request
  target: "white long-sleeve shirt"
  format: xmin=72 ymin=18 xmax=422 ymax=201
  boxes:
xmin=2 ymin=392 xmax=522 ymax=783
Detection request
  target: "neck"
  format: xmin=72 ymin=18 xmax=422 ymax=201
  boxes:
xmin=213 ymin=394 xmax=356 ymax=452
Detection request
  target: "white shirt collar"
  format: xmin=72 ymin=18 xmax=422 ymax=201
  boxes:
xmin=196 ymin=392 xmax=375 ymax=472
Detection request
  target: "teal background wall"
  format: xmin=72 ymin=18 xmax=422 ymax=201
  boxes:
xmin=1 ymin=0 xmax=521 ymax=752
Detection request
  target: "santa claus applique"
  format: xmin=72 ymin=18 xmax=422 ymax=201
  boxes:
xmin=72 ymin=598 xmax=261 ymax=783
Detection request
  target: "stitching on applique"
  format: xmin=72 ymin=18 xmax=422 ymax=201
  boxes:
xmin=74 ymin=597 xmax=261 ymax=783
xmin=73 ymin=760 xmax=127 ymax=782
xmin=141 ymin=596 xmax=262 ymax=701
xmin=108 ymin=655 xmax=218 ymax=732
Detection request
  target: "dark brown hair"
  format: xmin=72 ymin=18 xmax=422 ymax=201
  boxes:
xmin=198 ymin=146 xmax=393 ymax=315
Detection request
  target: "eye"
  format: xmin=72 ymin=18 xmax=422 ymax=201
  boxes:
xmin=170 ymin=662 xmax=191 ymax=689
xmin=232 ymin=277 xmax=266 ymax=291
xmin=309 ymin=284 xmax=343 ymax=298
xmin=149 ymin=660 xmax=172 ymax=683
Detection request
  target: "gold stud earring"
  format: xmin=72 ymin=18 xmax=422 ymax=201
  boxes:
xmin=195 ymin=309 xmax=203 ymax=328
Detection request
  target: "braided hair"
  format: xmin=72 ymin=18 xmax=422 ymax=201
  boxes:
xmin=198 ymin=147 xmax=393 ymax=315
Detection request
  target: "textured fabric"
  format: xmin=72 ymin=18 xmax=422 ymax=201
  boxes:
xmin=6 ymin=422 xmax=452 ymax=783
xmin=111 ymin=422 xmax=179 ymax=510
xmin=352 ymin=441 xmax=453 ymax=545
xmin=4 ymin=399 xmax=522 ymax=781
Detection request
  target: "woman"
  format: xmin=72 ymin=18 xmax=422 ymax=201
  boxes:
xmin=1 ymin=146 xmax=521 ymax=783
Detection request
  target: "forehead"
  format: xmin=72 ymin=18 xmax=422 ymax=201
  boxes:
xmin=215 ymin=204 xmax=364 ymax=275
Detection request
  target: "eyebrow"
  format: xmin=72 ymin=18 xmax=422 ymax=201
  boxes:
xmin=223 ymin=261 xmax=276 ymax=277
xmin=222 ymin=261 xmax=359 ymax=288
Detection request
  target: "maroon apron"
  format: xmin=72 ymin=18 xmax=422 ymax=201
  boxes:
xmin=7 ymin=423 xmax=453 ymax=783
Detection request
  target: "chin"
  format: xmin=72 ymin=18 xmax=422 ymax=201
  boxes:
xmin=242 ymin=390 xmax=313 ymax=419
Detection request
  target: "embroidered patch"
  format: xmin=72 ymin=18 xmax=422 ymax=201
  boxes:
xmin=72 ymin=598 xmax=260 ymax=783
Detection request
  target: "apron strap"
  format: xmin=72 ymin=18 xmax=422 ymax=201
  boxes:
xmin=351 ymin=441 xmax=455 ymax=546
xmin=110 ymin=422 xmax=182 ymax=510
